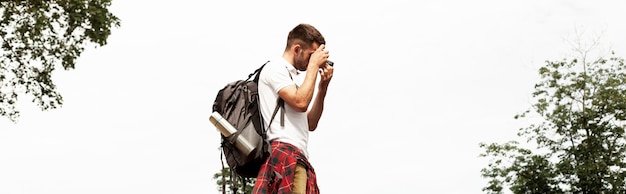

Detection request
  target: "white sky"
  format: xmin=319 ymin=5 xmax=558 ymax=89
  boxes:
xmin=1 ymin=0 xmax=626 ymax=193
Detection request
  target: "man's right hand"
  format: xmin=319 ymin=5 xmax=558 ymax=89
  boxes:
xmin=308 ymin=44 xmax=329 ymax=70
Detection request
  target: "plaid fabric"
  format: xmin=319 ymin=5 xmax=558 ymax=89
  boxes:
xmin=253 ymin=141 xmax=319 ymax=194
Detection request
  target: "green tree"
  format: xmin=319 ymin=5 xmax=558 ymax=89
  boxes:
xmin=480 ymin=38 xmax=626 ymax=193
xmin=213 ymin=167 xmax=255 ymax=194
xmin=0 ymin=0 xmax=120 ymax=122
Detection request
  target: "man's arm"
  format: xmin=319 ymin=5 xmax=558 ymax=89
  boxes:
xmin=278 ymin=45 xmax=329 ymax=112
xmin=307 ymin=64 xmax=334 ymax=131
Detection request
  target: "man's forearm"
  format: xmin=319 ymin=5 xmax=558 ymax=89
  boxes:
xmin=307 ymin=89 xmax=327 ymax=131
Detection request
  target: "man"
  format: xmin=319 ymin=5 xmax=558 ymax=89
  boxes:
xmin=253 ymin=23 xmax=333 ymax=194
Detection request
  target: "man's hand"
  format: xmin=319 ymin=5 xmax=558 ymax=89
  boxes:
xmin=308 ymin=44 xmax=329 ymax=70
xmin=319 ymin=62 xmax=334 ymax=90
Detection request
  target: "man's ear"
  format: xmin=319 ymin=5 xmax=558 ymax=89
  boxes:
xmin=293 ymin=44 xmax=301 ymax=55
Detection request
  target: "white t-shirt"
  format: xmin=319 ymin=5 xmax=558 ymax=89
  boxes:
xmin=258 ymin=58 xmax=310 ymax=158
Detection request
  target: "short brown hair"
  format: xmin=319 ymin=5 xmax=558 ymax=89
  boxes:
xmin=285 ymin=23 xmax=325 ymax=51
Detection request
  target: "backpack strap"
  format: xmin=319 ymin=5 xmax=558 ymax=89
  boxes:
xmin=277 ymin=66 xmax=297 ymax=127
xmin=250 ymin=60 xmax=284 ymax=131
xmin=250 ymin=60 xmax=270 ymax=82
xmin=219 ymin=148 xmax=226 ymax=194
xmin=279 ymin=99 xmax=286 ymax=127
xmin=268 ymin=99 xmax=283 ymax=129
xmin=264 ymin=60 xmax=292 ymax=129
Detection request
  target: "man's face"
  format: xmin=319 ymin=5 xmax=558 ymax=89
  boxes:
xmin=294 ymin=42 xmax=319 ymax=71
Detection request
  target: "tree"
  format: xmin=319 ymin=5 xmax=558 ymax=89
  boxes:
xmin=0 ymin=0 xmax=120 ymax=122
xmin=213 ymin=167 xmax=255 ymax=194
xmin=479 ymin=34 xmax=626 ymax=193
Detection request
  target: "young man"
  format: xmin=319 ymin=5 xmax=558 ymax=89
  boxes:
xmin=253 ymin=24 xmax=333 ymax=194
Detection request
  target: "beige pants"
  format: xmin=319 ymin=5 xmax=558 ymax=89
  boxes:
xmin=293 ymin=164 xmax=307 ymax=194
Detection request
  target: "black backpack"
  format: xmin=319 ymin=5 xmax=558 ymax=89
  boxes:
xmin=211 ymin=61 xmax=283 ymax=178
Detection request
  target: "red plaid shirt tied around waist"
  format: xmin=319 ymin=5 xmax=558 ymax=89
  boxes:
xmin=253 ymin=141 xmax=319 ymax=194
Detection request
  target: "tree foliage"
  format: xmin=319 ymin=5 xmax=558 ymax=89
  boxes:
xmin=213 ymin=167 xmax=255 ymax=194
xmin=480 ymin=41 xmax=626 ymax=193
xmin=0 ymin=0 xmax=120 ymax=122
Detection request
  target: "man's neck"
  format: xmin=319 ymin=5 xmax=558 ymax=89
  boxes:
xmin=282 ymin=52 xmax=295 ymax=68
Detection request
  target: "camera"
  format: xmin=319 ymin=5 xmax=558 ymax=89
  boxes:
xmin=327 ymin=60 xmax=334 ymax=67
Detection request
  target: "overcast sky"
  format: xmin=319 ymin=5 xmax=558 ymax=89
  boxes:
xmin=2 ymin=1 xmax=626 ymax=193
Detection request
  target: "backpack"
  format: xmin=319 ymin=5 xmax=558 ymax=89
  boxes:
xmin=211 ymin=61 xmax=283 ymax=178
